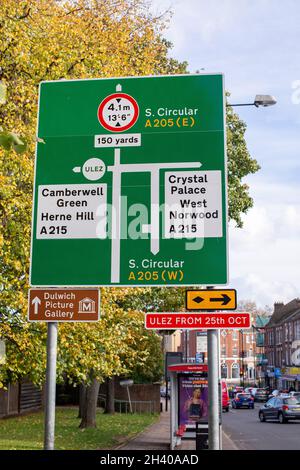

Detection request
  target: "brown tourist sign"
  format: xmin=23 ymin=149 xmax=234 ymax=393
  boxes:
xmin=28 ymin=288 xmax=100 ymax=322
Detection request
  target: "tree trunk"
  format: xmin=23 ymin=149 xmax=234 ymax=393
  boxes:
xmin=78 ymin=383 xmax=86 ymax=419
xmin=105 ymin=377 xmax=115 ymax=414
xmin=79 ymin=377 xmax=100 ymax=428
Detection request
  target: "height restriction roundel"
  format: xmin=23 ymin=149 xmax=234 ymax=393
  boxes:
xmin=98 ymin=93 xmax=139 ymax=132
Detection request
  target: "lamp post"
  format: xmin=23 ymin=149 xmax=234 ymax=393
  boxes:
xmin=227 ymin=95 xmax=277 ymax=108
xmin=120 ymin=379 xmax=134 ymax=413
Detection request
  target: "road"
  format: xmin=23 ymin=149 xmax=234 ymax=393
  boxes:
xmin=222 ymin=403 xmax=300 ymax=450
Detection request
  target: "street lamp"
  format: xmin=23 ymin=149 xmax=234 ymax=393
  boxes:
xmin=120 ymin=379 xmax=134 ymax=413
xmin=227 ymin=94 xmax=277 ymax=108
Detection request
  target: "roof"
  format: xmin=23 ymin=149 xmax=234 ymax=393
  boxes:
xmin=266 ymin=299 xmax=300 ymax=327
xmin=255 ymin=315 xmax=270 ymax=328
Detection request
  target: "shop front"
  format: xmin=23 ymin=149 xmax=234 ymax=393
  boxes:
xmin=280 ymin=367 xmax=300 ymax=391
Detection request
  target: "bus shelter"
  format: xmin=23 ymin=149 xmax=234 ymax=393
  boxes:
xmin=168 ymin=364 xmax=209 ymax=450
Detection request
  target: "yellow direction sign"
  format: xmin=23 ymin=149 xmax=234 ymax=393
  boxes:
xmin=186 ymin=289 xmax=237 ymax=311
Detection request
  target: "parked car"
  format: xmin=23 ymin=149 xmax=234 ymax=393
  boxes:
xmin=268 ymin=389 xmax=279 ymax=399
xmin=254 ymin=388 xmax=269 ymax=402
xmin=289 ymin=391 xmax=300 ymax=400
xmin=232 ymin=386 xmax=244 ymax=396
xmin=221 ymin=379 xmax=230 ymax=412
xmin=232 ymin=393 xmax=254 ymax=409
xmin=259 ymin=396 xmax=300 ymax=423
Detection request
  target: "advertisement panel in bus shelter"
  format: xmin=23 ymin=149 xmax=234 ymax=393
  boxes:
xmin=178 ymin=373 xmax=208 ymax=426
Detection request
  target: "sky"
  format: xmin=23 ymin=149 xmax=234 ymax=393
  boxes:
xmin=152 ymin=0 xmax=300 ymax=308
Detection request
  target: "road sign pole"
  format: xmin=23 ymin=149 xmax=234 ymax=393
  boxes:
xmin=208 ymin=328 xmax=220 ymax=450
xmin=207 ymin=285 xmax=220 ymax=450
xmin=218 ymin=329 xmax=223 ymax=450
xmin=44 ymin=322 xmax=58 ymax=450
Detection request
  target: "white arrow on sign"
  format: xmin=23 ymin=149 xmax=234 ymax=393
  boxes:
xmin=32 ymin=296 xmax=41 ymax=315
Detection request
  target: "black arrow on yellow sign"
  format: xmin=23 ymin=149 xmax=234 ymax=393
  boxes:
xmin=193 ymin=294 xmax=231 ymax=306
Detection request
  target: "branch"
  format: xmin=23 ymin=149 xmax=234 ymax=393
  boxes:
xmin=7 ymin=7 xmax=31 ymax=21
xmin=65 ymin=57 xmax=85 ymax=77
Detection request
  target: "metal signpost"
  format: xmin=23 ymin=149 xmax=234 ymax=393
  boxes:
xmin=27 ymin=288 xmax=99 ymax=450
xmin=30 ymin=74 xmax=227 ymax=288
xmin=208 ymin=327 xmax=219 ymax=450
xmin=44 ymin=322 xmax=58 ymax=450
xmin=30 ymin=73 xmax=228 ymax=451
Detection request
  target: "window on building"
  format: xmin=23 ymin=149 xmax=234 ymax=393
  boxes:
xmin=221 ymin=363 xmax=228 ymax=379
xmin=232 ymin=346 xmax=238 ymax=357
xmin=232 ymin=330 xmax=238 ymax=340
xmin=231 ymin=363 xmax=240 ymax=379
xmin=221 ymin=345 xmax=226 ymax=357
xmin=296 ymin=321 xmax=300 ymax=340
xmin=277 ymin=328 xmax=282 ymax=344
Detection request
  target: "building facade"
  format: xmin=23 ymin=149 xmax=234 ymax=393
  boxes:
xmin=177 ymin=322 xmax=265 ymax=385
xmin=265 ymin=299 xmax=300 ymax=391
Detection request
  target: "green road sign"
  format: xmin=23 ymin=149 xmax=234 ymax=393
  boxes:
xmin=30 ymin=74 xmax=228 ymax=287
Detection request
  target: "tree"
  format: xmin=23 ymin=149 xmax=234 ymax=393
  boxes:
xmin=0 ymin=0 xmax=260 ymax=420
xmin=0 ymin=82 xmax=26 ymax=153
xmin=0 ymin=0 xmax=184 ymax=386
xmin=237 ymin=300 xmax=272 ymax=319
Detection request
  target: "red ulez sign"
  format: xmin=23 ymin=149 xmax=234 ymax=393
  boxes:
xmin=145 ymin=312 xmax=251 ymax=330
xmin=168 ymin=364 xmax=208 ymax=373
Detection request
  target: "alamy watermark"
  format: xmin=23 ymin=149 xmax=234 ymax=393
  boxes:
xmin=291 ymin=80 xmax=300 ymax=104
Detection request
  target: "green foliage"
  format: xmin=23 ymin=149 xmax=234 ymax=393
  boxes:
xmin=0 ymin=81 xmax=26 ymax=153
xmin=0 ymin=131 xmax=26 ymax=153
xmin=0 ymin=0 xmax=259 ymax=389
xmin=130 ymin=330 xmax=163 ymax=383
xmin=116 ymin=286 xmax=185 ymax=312
xmin=0 ymin=0 xmax=183 ymax=388
xmin=0 ymin=81 xmax=6 ymax=104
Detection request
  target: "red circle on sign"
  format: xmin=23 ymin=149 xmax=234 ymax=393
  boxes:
xmin=97 ymin=93 xmax=139 ymax=132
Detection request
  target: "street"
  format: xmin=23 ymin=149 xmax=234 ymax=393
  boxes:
xmin=223 ymin=403 xmax=300 ymax=450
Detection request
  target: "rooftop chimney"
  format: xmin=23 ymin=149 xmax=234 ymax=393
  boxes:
xmin=274 ymin=302 xmax=284 ymax=312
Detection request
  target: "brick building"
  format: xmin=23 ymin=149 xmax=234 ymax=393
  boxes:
xmin=177 ymin=322 xmax=261 ymax=385
xmin=265 ymin=299 xmax=300 ymax=391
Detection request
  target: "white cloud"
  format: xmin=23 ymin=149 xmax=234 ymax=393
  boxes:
xmin=230 ymin=274 xmax=299 ymax=309
xmin=229 ymin=181 xmax=300 ymax=306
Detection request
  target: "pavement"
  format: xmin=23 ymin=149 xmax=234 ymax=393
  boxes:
xmin=118 ymin=411 xmax=170 ymax=450
xmin=117 ymin=410 xmax=237 ymax=451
